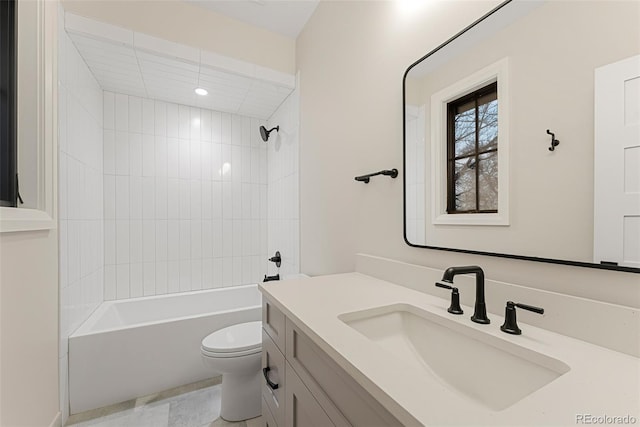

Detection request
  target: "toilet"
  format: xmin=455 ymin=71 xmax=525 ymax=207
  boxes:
xmin=201 ymin=321 xmax=262 ymax=421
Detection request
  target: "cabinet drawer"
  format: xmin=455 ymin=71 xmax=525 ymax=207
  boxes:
xmin=285 ymin=362 xmax=335 ymax=427
xmin=262 ymin=329 xmax=285 ymax=427
xmin=262 ymin=396 xmax=278 ymax=427
xmin=263 ymin=298 xmax=286 ymax=351
xmin=286 ymin=321 xmax=401 ymax=427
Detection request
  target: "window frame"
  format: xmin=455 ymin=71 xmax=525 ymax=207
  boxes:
xmin=446 ymin=81 xmax=498 ymax=214
xmin=0 ymin=0 xmax=17 ymax=208
xmin=430 ymin=58 xmax=509 ymax=227
xmin=0 ymin=0 xmax=57 ymax=233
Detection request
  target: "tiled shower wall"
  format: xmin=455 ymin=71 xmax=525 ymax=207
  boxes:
xmin=267 ymin=79 xmax=300 ymax=278
xmin=103 ymin=92 xmax=269 ymax=300
xmin=58 ymin=7 xmax=104 ymax=422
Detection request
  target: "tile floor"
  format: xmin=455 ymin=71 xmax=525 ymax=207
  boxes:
xmin=66 ymin=377 xmax=262 ymax=427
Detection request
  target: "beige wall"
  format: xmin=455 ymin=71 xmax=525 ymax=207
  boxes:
xmin=1 ymin=231 xmax=60 ymax=426
xmin=61 ymin=0 xmax=295 ymax=74
xmin=296 ymin=1 xmax=640 ymax=307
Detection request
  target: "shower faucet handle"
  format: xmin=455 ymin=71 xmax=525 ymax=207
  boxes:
xmin=268 ymin=251 xmax=281 ymax=268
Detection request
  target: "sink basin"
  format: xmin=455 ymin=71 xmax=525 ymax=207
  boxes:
xmin=339 ymin=303 xmax=570 ymax=411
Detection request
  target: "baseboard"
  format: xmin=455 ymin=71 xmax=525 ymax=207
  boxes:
xmin=48 ymin=411 xmax=62 ymax=427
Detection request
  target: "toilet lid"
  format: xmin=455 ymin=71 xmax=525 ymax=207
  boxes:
xmin=202 ymin=321 xmax=262 ymax=354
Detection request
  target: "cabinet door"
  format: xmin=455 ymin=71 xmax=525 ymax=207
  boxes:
xmin=262 ymin=397 xmax=278 ymax=427
xmin=263 ymin=298 xmax=286 ymax=351
xmin=262 ymin=330 xmax=285 ymax=427
xmin=285 ymin=362 xmax=335 ymax=427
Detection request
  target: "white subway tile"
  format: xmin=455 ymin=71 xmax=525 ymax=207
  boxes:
xmin=231 ymin=146 xmax=241 ymax=184
xmin=232 ymin=220 xmax=242 ymax=257
xmin=179 ymin=139 xmax=190 ymax=179
xmin=191 ymin=259 xmax=202 ymax=290
xmin=212 ymin=111 xmax=222 ymax=143
xmin=212 ymin=220 xmax=223 ymax=259
xmin=167 ymin=260 xmax=180 ymax=293
xmin=242 ymin=257 xmax=252 ymax=284
xmin=190 ymin=108 xmax=200 ymax=139
xmin=179 ymin=180 xmax=191 ymax=219
xmin=128 ymin=96 xmax=142 ymax=134
xmin=116 ymin=220 xmax=130 ymax=264
xmin=200 ymin=110 xmax=212 ymax=142
xmin=201 ymin=142 xmax=212 ymax=182
xmin=103 ymin=92 xmax=115 ymax=130
xmin=211 ymin=143 xmax=222 ymax=182
xmin=103 ymin=130 xmax=115 ymax=175
xmin=115 ymin=176 xmax=129 ymax=219
xmin=242 ymin=220 xmax=251 ymax=256
xmin=213 ymin=258 xmax=223 ymax=288
xmin=155 ymin=101 xmax=167 ymax=136
xmin=104 ymin=220 xmax=116 ymax=265
xmin=231 ymin=115 xmax=241 ymax=146
xmin=201 ymin=220 xmax=213 ymax=259
xmin=191 ymin=220 xmax=202 ymax=259
xmin=130 ymin=219 xmax=143 ymax=263
xmin=179 ymin=259 xmax=191 ymax=292
xmin=129 ymin=176 xmax=143 ymax=219
xmin=104 ymin=265 xmax=116 ymax=300
xmin=212 ymin=182 xmax=222 ymax=220
xmin=179 ymin=105 xmax=190 ymax=139
xmin=222 ymin=220 xmax=233 ymax=258
xmin=241 ymin=184 xmax=251 ymax=220
xmin=232 ymin=257 xmax=242 ymax=285
xmin=143 ymin=262 xmax=156 ymax=296
xmin=116 ymin=264 xmax=130 ymax=299
xmin=232 ymin=182 xmax=242 ymax=219
xmin=167 ymin=220 xmax=179 ymax=261
xmin=167 ymin=138 xmax=179 ymax=178
xmin=190 ymin=141 xmax=201 ymax=180
xmin=155 ymin=136 xmax=168 ymax=177
xmin=155 ymin=261 xmax=168 ymax=295
xmin=129 ymin=133 xmax=143 ymax=176
xmin=142 ymin=176 xmax=155 ymax=220
xmin=103 ymin=175 xmax=115 ymax=219
xmin=115 ymin=93 xmax=128 ymax=131
xmin=59 ymin=220 xmax=69 ymax=288
xmin=241 ymin=116 xmax=251 ymax=147
xmin=222 ymin=257 xmax=232 ymax=287
xmin=202 ymin=258 xmax=213 ymax=289
xmin=179 ymin=220 xmax=191 ymax=260
xmin=167 ymin=178 xmax=180 ymax=220
xmin=190 ymin=180 xmax=201 ymax=220
xmin=142 ymin=99 xmax=154 ymax=135
xmin=115 ymin=131 xmax=129 ymax=176
xmin=130 ymin=263 xmax=143 ymax=297
xmin=156 ymin=220 xmax=168 ymax=261
xmin=166 ymin=104 xmax=179 ymax=138
xmin=155 ymin=177 xmax=168 ymax=219
xmin=142 ymin=134 xmax=155 ymax=177
xmin=143 ymin=220 xmax=156 ymax=262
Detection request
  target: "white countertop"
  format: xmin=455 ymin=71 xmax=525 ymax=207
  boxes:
xmin=259 ymin=273 xmax=640 ymax=426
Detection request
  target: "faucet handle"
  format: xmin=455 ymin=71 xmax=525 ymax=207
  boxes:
xmin=500 ymin=301 xmax=544 ymax=335
xmin=435 ymin=281 xmax=463 ymax=315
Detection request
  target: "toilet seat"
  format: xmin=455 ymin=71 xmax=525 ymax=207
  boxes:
xmin=201 ymin=321 xmax=262 ymax=357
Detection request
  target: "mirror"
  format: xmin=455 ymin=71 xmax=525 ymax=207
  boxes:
xmin=403 ymin=0 xmax=640 ymax=271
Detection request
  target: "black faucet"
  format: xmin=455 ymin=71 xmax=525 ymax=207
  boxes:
xmin=436 ymin=266 xmax=490 ymax=324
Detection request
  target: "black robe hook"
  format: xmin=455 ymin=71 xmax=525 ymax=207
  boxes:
xmin=546 ymin=130 xmax=560 ymax=151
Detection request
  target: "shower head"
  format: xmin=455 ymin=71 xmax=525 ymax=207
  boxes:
xmin=260 ymin=125 xmax=279 ymax=142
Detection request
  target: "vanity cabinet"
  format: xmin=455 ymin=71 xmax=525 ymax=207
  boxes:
xmin=261 ymin=297 xmax=401 ymax=427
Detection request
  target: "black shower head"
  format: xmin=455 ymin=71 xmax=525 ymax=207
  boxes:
xmin=260 ymin=125 xmax=279 ymax=142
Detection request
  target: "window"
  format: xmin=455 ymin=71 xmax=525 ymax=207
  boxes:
xmin=430 ymin=58 xmax=509 ymax=226
xmin=447 ymin=82 xmax=498 ymax=214
xmin=0 ymin=0 xmax=17 ymax=207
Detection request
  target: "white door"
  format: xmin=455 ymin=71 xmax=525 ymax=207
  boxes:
xmin=594 ymin=55 xmax=640 ymax=268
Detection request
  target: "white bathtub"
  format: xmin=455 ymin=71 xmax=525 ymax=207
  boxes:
xmin=68 ymin=284 xmax=262 ymax=414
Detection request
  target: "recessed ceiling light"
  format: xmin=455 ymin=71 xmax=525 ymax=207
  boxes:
xmin=195 ymin=88 xmax=208 ymax=96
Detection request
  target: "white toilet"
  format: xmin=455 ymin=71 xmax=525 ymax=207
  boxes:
xmin=201 ymin=321 xmax=262 ymax=422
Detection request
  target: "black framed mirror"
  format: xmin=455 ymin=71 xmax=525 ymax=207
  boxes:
xmin=402 ymin=0 xmax=640 ymax=273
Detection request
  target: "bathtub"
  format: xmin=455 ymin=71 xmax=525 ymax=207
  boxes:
xmin=68 ymin=284 xmax=262 ymax=414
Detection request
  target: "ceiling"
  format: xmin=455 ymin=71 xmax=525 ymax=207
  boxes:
xmin=186 ymin=0 xmax=319 ymax=39
xmin=65 ymin=13 xmax=295 ymax=119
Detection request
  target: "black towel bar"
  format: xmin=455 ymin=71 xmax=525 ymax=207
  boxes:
xmin=355 ymin=169 xmax=398 ymax=184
